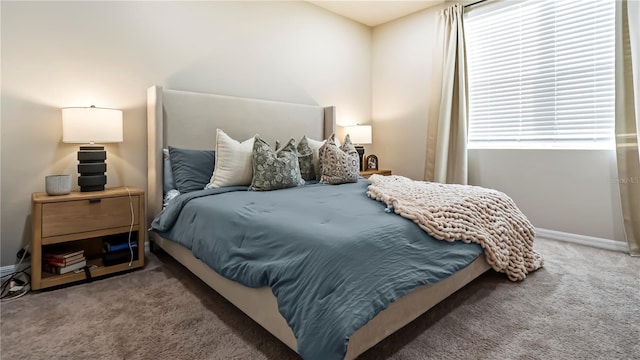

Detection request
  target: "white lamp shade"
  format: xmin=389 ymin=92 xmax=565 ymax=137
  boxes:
xmin=62 ymin=106 xmax=123 ymax=143
xmin=344 ymin=125 xmax=372 ymax=145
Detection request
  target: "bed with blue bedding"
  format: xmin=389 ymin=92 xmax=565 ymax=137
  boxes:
xmin=147 ymin=86 xmax=491 ymax=360
xmin=151 ymin=180 xmax=483 ymax=360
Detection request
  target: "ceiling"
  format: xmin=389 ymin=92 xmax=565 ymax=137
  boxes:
xmin=307 ymin=0 xmax=447 ymax=27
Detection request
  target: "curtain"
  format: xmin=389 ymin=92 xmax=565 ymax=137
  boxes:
xmin=424 ymin=4 xmax=468 ymax=185
xmin=615 ymin=0 xmax=640 ymax=256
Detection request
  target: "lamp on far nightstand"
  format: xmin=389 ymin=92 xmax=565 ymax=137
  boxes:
xmin=62 ymin=105 xmax=123 ymax=192
xmin=344 ymin=124 xmax=372 ymax=171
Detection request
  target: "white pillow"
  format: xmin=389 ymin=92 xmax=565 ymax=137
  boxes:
xmin=209 ymin=129 xmax=255 ymax=188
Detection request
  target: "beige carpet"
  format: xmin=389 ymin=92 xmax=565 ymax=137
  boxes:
xmin=1 ymin=238 xmax=638 ymax=359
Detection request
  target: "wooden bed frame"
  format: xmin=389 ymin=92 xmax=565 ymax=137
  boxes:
xmin=146 ymin=86 xmax=490 ymax=359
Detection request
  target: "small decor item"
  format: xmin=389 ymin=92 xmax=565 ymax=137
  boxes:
xmin=45 ymin=174 xmax=72 ymax=195
xmin=365 ymin=155 xmax=378 ymax=171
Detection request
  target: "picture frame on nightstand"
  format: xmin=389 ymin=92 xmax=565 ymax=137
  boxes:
xmin=365 ymin=155 xmax=378 ymax=171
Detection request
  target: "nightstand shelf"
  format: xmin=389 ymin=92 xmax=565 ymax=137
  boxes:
xmin=31 ymin=187 xmax=145 ymax=290
xmin=39 ymin=258 xmax=143 ymax=289
xmin=360 ymin=169 xmax=392 ymax=179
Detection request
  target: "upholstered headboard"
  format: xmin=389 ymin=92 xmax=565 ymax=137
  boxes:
xmin=146 ymin=86 xmax=336 ymax=225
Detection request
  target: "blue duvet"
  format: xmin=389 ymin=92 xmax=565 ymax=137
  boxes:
xmin=151 ymin=180 xmax=482 ymax=360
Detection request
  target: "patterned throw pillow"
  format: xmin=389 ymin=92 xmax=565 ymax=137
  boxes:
xmin=275 ymin=137 xmax=317 ymax=182
xmin=318 ymin=134 xmax=359 ymax=185
xmin=251 ymin=136 xmax=304 ymax=191
xmin=296 ymin=136 xmax=315 ymax=181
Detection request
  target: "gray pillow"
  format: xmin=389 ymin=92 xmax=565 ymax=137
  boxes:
xmin=318 ymin=134 xmax=359 ymax=185
xmin=168 ymin=146 xmax=216 ymax=193
xmin=162 ymin=149 xmax=176 ymax=195
xmin=251 ymin=136 xmax=304 ymax=191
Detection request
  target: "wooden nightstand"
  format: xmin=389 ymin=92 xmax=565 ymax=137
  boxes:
xmin=31 ymin=187 xmax=145 ymax=290
xmin=360 ymin=169 xmax=392 ymax=179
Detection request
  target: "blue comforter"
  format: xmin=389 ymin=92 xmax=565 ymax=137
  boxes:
xmin=151 ymin=180 xmax=482 ymax=360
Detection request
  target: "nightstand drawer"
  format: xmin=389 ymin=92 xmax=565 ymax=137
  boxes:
xmin=41 ymin=196 xmax=139 ymax=238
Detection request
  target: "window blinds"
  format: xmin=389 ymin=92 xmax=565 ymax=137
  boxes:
xmin=465 ymin=0 xmax=615 ymax=148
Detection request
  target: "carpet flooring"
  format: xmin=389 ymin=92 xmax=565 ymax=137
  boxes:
xmin=1 ymin=238 xmax=638 ymax=359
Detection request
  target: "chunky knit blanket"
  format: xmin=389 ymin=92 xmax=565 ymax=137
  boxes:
xmin=367 ymin=175 xmax=543 ymax=281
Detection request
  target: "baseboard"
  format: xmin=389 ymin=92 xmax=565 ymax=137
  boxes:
xmin=1 ymin=241 xmax=152 ymax=278
xmin=536 ymin=228 xmax=629 ymax=253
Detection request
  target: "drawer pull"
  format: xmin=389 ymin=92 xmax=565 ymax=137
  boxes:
xmin=89 ymin=199 xmax=101 ymax=204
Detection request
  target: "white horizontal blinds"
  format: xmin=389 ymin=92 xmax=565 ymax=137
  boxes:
xmin=465 ymin=0 xmax=615 ymax=148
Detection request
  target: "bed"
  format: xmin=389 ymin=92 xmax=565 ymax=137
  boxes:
xmin=146 ymin=86 xmax=492 ymax=359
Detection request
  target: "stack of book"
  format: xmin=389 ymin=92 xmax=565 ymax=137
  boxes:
xmin=102 ymin=238 xmax=138 ymax=266
xmin=43 ymin=249 xmax=87 ymax=275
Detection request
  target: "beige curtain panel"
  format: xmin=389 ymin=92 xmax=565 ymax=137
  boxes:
xmin=424 ymin=4 xmax=468 ymax=185
xmin=615 ymin=0 xmax=640 ymax=256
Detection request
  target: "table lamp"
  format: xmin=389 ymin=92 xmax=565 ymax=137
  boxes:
xmin=344 ymin=125 xmax=372 ymax=171
xmin=62 ymin=106 xmax=123 ymax=192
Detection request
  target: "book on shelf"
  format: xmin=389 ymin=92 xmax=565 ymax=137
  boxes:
xmin=43 ymin=260 xmax=87 ymax=275
xmin=103 ymin=240 xmax=138 ymax=253
xmin=44 ymin=253 xmax=85 ymax=267
xmin=43 ymin=249 xmax=84 ymax=259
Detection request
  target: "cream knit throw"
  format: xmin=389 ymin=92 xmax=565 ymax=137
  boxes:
xmin=367 ymin=175 xmax=543 ymax=281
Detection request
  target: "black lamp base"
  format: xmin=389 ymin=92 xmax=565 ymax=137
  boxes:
xmin=355 ymin=145 xmax=365 ymax=171
xmin=77 ymin=146 xmax=107 ymax=192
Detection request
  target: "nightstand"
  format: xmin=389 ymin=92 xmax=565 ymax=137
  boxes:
xmin=360 ymin=169 xmax=392 ymax=179
xmin=31 ymin=187 xmax=145 ymax=290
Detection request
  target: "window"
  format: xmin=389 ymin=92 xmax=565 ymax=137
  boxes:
xmin=465 ymin=0 xmax=615 ymax=149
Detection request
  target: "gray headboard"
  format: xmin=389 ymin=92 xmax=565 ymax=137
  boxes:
xmin=147 ymin=86 xmax=336 ymax=225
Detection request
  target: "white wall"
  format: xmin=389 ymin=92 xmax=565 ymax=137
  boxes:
xmin=371 ymin=5 xmax=626 ymax=242
xmin=469 ymin=149 xmax=625 ymax=241
xmin=0 ymin=1 xmax=372 ymax=266
xmin=371 ymin=7 xmax=437 ymax=179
